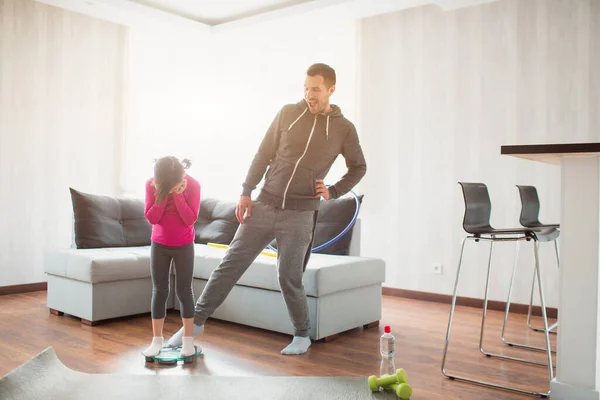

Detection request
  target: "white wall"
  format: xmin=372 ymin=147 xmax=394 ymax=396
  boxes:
xmin=358 ymin=0 xmax=600 ymax=307
xmin=0 ymin=0 xmax=126 ymax=286
xmin=122 ymin=9 xmax=359 ymax=202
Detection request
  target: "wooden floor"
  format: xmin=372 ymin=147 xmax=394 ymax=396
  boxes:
xmin=0 ymin=291 xmax=556 ymax=399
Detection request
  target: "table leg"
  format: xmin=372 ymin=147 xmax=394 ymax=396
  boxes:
xmin=551 ymin=156 xmax=600 ymax=399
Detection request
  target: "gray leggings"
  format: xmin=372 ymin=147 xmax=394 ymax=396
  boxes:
xmin=150 ymin=241 xmax=195 ymax=319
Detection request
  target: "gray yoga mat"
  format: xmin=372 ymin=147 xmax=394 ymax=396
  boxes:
xmin=0 ymin=347 xmax=400 ymax=400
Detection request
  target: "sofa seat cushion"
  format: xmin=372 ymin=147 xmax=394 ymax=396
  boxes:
xmin=44 ymin=244 xmax=385 ymax=296
xmin=44 ymin=246 xmax=152 ymax=284
xmin=192 ymin=245 xmax=385 ymax=297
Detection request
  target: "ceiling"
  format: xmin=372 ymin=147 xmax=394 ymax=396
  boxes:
xmin=129 ymin=0 xmax=316 ymax=25
xmin=34 ymin=0 xmax=500 ymax=34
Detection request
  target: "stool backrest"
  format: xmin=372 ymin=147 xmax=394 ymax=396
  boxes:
xmin=458 ymin=182 xmax=493 ymax=234
xmin=516 ymin=185 xmax=541 ymax=227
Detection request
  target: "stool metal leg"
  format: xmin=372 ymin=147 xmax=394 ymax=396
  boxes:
xmin=477 ymin=239 xmax=495 ymax=357
xmin=534 ymin=241 xmax=555 ymax=384
xmin=441 ymin=236 xmax=468 ymax=372
xmin=500 ymin=241 xmax=557 ymax=358
xmin=501 ymin=240 xmax=521 ymax=340
xmin=527 ymin=239 xmax=559 ymax=333
xmin=441 ymin=235 xmax=552 ymax=398
xmin=480 ymin=240 xmax=554 ymax=368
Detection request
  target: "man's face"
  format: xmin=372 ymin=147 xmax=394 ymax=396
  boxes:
xmin=304 ymin=75 xmax=335 ymax=114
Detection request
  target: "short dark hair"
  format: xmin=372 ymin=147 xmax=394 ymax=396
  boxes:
xmin=306 ymin=63 xmax=336 ymax=88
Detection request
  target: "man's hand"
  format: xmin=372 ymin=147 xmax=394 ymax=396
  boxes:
xmin=314 ymin=179 xmax=330 ymax=200
xmin=236 ymin=195 xmax=253 ymax=224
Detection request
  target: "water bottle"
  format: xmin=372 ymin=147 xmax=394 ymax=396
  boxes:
xmin=380 ymin=357 xmax=396 ymax=378
xmin=380 ymin=325 xmax=395 ymax=358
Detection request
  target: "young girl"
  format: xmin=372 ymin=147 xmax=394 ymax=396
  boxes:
xmin=142 ymin=156 xmax=201 ymax=358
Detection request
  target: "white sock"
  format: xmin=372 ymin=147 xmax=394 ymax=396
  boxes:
xmin=167 ymin=324 xmax=204 ymax=347
xmin=142 ymin=336 xmax=163 ymax=357
xmin=281 ymin=336 xmax=311 ymax=355
xmin=180 ymin=336 xmax=195 ymax=357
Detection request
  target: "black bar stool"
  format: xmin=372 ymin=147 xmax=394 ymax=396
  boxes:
xmin=441 ymin=182 xmax=558 ymax=398
xmin=501 ymin=185 xmax=560 ymax=352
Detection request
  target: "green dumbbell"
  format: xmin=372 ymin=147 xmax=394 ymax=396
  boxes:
xmin=367 ymin=368 xmax=408 ymax=391
xmin=383 ymin=382 xmax=413 ymax=399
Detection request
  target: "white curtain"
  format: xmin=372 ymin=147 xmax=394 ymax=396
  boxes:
xmin=0 ymin=0 xmax=125 ymax=285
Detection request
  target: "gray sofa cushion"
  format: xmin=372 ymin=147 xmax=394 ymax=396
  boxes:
xmin=192 ymin=244 xmax=384 ymax=296
xmin=69 ymin=187 xmax=362 ymax=255
xmin=70 ymin=188 xmax=152 ymax=249
xmin=313 ymin=194 xmax=363 ymax=255
xmin=44 ymin=244 xmax=384 ymax=295
xmin=44 ymin=246 xmax=152 ymax=283
xmin=194 ymin=198 xmax=239 ymax=244
xmin=70 ymin=188 xmax=241 ymax=248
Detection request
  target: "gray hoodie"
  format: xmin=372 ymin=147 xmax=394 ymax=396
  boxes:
xmin=241 ymin=100 xmax=367 ymax=211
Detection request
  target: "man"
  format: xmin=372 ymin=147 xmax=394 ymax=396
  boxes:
xmin=168 ymin=63 xmax=367 ymax=355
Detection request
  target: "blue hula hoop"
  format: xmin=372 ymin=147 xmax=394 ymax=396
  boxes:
xmin=267 ymin=190 xmax=361 ymax=254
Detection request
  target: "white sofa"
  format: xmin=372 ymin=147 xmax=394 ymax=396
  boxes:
xmin=44 ymin=190 xmax=386 ymax=341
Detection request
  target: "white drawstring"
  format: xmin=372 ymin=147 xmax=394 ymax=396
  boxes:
xmin=289 ymin=106 xmax=330 ymax=140
xmin=288 ymin=108 xmax=308 ymax=132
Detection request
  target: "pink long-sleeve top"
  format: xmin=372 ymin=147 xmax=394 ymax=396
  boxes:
xmin=144 ymin=174 xmax=201 ymax=247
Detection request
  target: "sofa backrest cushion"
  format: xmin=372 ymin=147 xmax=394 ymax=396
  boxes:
xmin=69 ymin=186 xmax=360 ymax=254
xmin=313 ymin=194 xmax=363 ymax=255
xmin=194 ymin=198 xmax=239 ymax=244
xmin=69 ymin=188 xmax=152 ymax=249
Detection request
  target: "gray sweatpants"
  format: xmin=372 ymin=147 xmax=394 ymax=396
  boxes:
xmin=193 ymin=201 xmax=317 ymax=337
xmin=150 ymin=241 xmax=195 ymax=319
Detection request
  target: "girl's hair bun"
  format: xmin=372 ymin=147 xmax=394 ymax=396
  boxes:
xmin=181 ymin=158 xmax=192 ymax=169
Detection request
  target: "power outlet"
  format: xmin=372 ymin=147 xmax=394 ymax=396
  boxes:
xmin=433 ymin=263 xmax=443 ymax=275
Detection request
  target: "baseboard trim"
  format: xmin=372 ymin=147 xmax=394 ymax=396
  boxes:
xmin=0 ymin=282 xmax=47 ymax=296
xmin=382 ymin=287 xmax=558 ymax=319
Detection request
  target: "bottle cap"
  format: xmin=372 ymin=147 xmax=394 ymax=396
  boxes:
xmin=384 ymin=325 xmax=391 ymax=333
